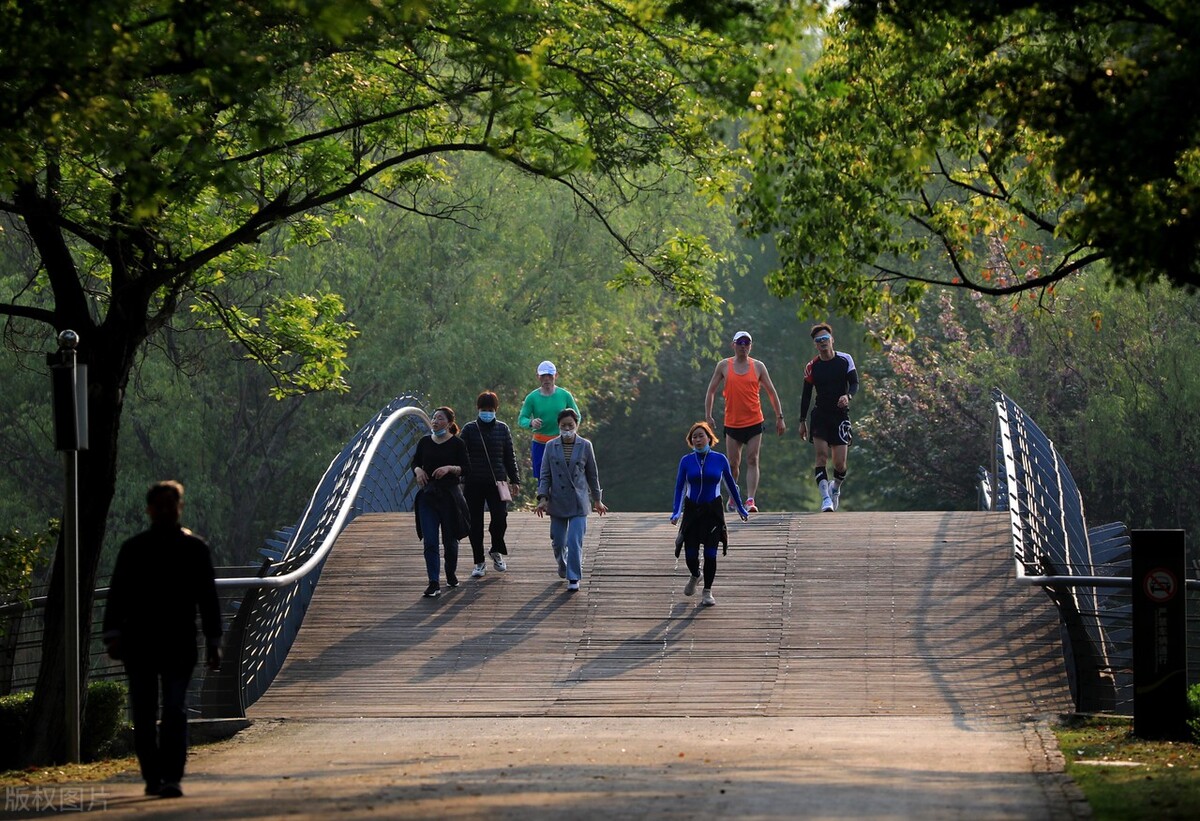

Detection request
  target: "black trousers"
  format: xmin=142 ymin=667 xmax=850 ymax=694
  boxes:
xmin=125 ymin=659 xmax=194 ymax=787
xmin=463 ymin=481 xmax=509 ymax=563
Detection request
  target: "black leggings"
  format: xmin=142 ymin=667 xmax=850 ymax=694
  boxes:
xmin=684 ymin=544 xmax=718 ymax=589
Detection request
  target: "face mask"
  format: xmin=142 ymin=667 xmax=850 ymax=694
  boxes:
xmin=693 ymin=445 xmax=710 ymax=454
xmin=478 ymin=411 xmax=496 ymax=423
xmin=431 ymin=426 xmax=446 ymax=437
xmin=560 ymin=429 xmax=576 ymax=440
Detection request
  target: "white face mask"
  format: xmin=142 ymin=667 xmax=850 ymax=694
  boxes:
xmin=560 ymin=429 xmax=576 ymax=440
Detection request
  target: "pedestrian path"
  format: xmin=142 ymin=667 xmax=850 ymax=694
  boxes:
xmin=2 ymin=511 xmax=1086 ymax=819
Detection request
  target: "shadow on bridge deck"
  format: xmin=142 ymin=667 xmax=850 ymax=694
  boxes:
xmin=251 ymin=510 xmax=1070 ymax=721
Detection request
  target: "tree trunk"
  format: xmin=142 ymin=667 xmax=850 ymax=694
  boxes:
xmin=22 ymin=332 xmax=133 ymax=765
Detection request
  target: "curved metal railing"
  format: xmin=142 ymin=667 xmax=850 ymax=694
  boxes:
xmin=0 ymin=396 xmax=430 ymax=712
xmin=984 ymin=387 xmax=1197 ymax=713
xmin=199 ymin=395 xmax=429 ymax=716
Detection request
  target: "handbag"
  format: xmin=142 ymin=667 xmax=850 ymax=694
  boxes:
xmin=478 ymin=425 xmax=513 ymax=502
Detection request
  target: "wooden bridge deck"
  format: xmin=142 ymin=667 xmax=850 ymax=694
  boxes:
xmin=249 ymin=511 xmax=1071 ymax=719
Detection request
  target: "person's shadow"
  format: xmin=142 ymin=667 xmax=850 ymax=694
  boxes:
xmin=410 ymin=582 xmax=570 ymax=681
xmin=558 ymin=600 xmax=697 ymax=686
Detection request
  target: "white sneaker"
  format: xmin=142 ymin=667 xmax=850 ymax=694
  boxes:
xmin=490 ymin=551 xmax=507 ymax=571
xmin=683 ymin=575 xmax=699 ymax=597
xmin=567 ymin=580 xmax=580 ymax=591
xmin=829 ymin=484 xmax=841 ymax=511
xmin=701 ymin=589 xmax=716 ymax=606
xmin=821 ymin=495 xmax=834 ymax=513
xmin=470 ymin=563 xmax=486 ymax=578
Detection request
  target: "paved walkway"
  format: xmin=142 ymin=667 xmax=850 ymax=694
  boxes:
xmin=5 ymin=716 xmax=1088 ymax=819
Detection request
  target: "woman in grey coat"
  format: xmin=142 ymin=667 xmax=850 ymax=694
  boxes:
xmin=534 ymin=408 xmax=608 ymax=591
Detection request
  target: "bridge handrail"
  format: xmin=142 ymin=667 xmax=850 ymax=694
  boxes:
xmin=212 ymin=404 xmax=430 ymax=591
xmin=984 ymin=387 xmax=1198 ymax=713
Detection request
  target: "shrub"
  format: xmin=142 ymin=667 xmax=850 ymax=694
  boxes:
xmin=0 ymin=678 xmax=129 ymax=770
xmin=1188 ymin=682 xmax=1200 ymax=744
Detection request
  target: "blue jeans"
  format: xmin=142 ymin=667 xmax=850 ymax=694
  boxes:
xmin=417 ymin=494 xmax=459 ymax=584
xmin=549 ymin=515 xmax=587 ymax=581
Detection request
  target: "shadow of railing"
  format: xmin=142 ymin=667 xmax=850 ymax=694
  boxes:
xmin=981 ymin=388 xmax=1198 ymax=714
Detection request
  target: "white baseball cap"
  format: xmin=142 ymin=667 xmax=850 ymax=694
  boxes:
xmin=733 ymin=330 xmax=752 ymax=343
xmin=536 ymin=360 xmax=557 ymax=376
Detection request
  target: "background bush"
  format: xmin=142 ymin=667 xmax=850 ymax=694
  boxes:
xmin=0 ymin=679 xmax=129 ymax=770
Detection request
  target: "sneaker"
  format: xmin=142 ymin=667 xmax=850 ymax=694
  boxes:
xmin=726 ymin=498 xmax=737 ymax=512
xmin=144 ymin=783 xmax=162 ymax=797
xmin=701 ymin=589 xmax=716 ymax=606
xmin=490 ymin=551 xmax=507 ymax=572
xmin=558 ymin=566 xmax=567 ymax=579
xmin=423 ymin=583 xmax=441 ymax=598
xmin=446 ymin=574 xmax=459 ymax=588
xmin=683 ymin=575 xmax=699 ymax=597
xmin=829 ymin=484 xmax=841 ymax=511
xmin=567 ymin=580 xmax=580 ymax=591
xmin=470 ymin=563 xmax=486 ymax=578
xmin=158 ymin=783 xmax=183 ymax=799
xmin=821 ymin=495 xmax=834 ymax=513
xmin=745 ymin=497 xmax=758 ymax=513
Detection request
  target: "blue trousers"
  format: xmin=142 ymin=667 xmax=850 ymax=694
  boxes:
xmin=531 ymin=440 xmax=547 ymax=483
xmin=417 ymin=494 xmax=459 ymax=584
xmin=549 ymin=515 xmax=587 ymax=582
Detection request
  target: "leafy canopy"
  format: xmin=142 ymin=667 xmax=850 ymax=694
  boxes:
xmin=2 ymin=0 xmax=801 ymax=392
xmin=741 ymin=1 xmax=1200 ymax=339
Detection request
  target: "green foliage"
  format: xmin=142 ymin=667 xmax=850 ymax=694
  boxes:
xmin=740 ymin=3 xmax=1175 ymax=340
xmin=862 ymin=264 xmax=1200 ymax=536
xmin=1189 ymin=683 xmax=1200 ymax=744
xmin=0 ymin=521 xmax=56 ymax=618
xmin=847 ymin=0 xmax=1200 ymax=293
xmin=0 ymin=679 xmax=128 ymax=769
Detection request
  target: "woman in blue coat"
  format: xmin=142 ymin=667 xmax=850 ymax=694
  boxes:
xmin=671 ymin=421 xmax=749 ymax=606
xmin=535 ymin=408 xmax=607 ymax=591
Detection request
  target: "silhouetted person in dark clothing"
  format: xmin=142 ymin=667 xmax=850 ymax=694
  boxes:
xmin=103 ymin=480 xmax=222 ymax=798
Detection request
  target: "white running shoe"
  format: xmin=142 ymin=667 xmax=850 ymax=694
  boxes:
xmin=490 ymin=551 xmax=507 ymax=571
xmin=821 ymin=495 xmax=834 ymax=513
xmin=470 ymin=563 xmax=486 ymax=578
xmin=567 ymin=580 xmax=580 ymax=591
xmin=683 ymin=575 xmax=699 ymax=597
xmin=701 ymin=589 xmax=716 ymax=606
xmin=829 ymin=484 xmax=840 ymax=511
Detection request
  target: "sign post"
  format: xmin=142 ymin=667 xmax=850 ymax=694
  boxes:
xmin=48 ymin=329 xmax=86 ymax=763
xmin=1131 ymin=529 xmax=1189 ymax=740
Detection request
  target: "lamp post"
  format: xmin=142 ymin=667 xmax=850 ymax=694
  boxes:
xmin=48 ymin=329 xmax=86 ymax=763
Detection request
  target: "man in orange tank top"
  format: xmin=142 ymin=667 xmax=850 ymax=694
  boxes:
xmin=704 ymin=330 xmax=786 ymax=512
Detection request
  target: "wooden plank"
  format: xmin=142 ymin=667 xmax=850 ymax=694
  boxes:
xmin=248 ymin=510 xmax=1072 ymax=719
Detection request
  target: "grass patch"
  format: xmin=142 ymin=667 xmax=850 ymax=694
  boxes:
xmin=0 ymin=756 xmax=138 ymax=788
xmin=1056 ymin=714 xmax=1200 ymax=820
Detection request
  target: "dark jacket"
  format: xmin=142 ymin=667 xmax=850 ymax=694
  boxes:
xmin=676 ymin=497 xmax=729 ymax=554
xmin=414 ymin=485 xmax=472 ymax=541
xmin=460 ymin=419 xmax=520 ymax=486
xmin=102 ymin=523 xmax=222 ymax=669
